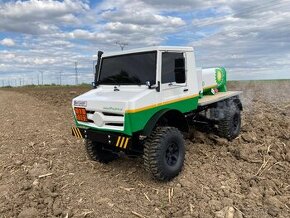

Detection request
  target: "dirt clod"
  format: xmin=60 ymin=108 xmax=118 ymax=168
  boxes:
xmin=15 ymin=160 xmax=24 ymax=166
xmin=18 ymin=207 xmax=38 ymax=218
xmin=52 ymin=198 xmax=62 ymax=216
xmin=285 ymin=152 xmax=290 ymax=162
xmin=267 ymin=206 xmax=279 ymax=217
xmin=215 ymin=206 xmax=243 ymax=218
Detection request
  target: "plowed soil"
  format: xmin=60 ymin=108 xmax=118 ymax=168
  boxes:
xmin=0 ymin=81 xmax=289 ymax=218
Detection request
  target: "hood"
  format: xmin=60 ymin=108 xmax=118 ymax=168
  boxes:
xmin=73 ymin=85 xmax=152 ymax=114
xmin=72 ymin=85 xmax=156 ymax=132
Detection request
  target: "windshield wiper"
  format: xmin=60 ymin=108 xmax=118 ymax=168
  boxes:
xmin=100 ymin=77 xmax=119 ymax=85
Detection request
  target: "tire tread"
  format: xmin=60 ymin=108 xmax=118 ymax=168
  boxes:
xmin=144 ymin=127 xmax=184 ymax=181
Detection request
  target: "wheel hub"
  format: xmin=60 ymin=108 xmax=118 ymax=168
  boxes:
xmin=233 ymin=113 xmax=239 ymax=130
xmin=165 ymin=142 xmax=179 ymax=166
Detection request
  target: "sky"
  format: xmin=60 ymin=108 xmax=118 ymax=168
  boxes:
xmin=0 ymin=0 xmax=290 ymax=86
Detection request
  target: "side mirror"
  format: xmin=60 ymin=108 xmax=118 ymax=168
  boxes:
xmin=146 ymin=80 xmax=151 ymax=88
xmin=174 ymin=58 xmax=185 ymax=83
xmin=146 ymin=80 xmax=160 ymax=92
xmin=92 ymin=81 xmax=97 ymax=88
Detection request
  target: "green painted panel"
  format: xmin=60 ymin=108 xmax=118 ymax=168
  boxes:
xmin=124 ymin=96 xmax=199 ymax=135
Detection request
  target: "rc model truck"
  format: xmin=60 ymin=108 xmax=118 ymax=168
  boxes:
xmin=72 ymin=46 xmax=242 ymax=181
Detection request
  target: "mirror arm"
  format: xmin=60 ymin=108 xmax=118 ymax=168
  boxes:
xmin=156 ymin=81 xmax=160 ymax=92
xmin=146 ymin=81 xmax=160 ymax=92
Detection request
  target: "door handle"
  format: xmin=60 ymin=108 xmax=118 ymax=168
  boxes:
xmin=183 ymin=88 xmax=188 ymax=92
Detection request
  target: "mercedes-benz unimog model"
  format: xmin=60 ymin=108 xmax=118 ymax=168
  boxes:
xmin=72 ymin=46 xmax=242 ymax=181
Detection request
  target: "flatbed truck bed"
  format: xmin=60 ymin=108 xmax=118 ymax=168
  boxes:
xmin=198 ymin=91 xmax=242 ymax=107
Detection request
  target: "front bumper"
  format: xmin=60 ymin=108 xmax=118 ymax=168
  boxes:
xmin=71 ymin=127 xmax=131 ymax=149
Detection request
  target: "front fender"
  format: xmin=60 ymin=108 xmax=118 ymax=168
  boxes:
xmin=142 ymin=109 xmax=188 ymax=136
xmin=142 ymin=109 xmax=172 ymax=136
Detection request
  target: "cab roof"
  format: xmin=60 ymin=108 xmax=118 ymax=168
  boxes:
xmin=94 ymin=46 xmax=194 ymax=59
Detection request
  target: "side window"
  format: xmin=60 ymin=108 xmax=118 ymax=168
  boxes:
xmin=161 ymin=52 xmax=185 ymax=84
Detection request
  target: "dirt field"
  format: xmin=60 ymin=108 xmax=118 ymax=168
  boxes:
xmin=0 ymin=81 xmax=289 ymax=218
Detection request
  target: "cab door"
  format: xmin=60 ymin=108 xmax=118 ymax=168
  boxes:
xmin=160 ymin=52 xmax=188 ymax=106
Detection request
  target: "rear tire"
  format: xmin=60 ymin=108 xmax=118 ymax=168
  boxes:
xmin=85 ymin=139 xmax=118 ymax=163
xmin=217 ymin=103 xmax=241 ymax=140
xmin=144 ymin=127 xmax=185 ymax=181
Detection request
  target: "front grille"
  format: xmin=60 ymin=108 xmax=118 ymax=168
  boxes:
xmin=102 ymin=112 xmax=123 ymax=117
xmin=105 ymin=123 xmax=124 ymax=127
xmin=84 ymin=110 xmax=125 ymax=130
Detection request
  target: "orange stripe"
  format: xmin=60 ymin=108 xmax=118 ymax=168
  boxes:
xmin=75 ymin=127 xmax=81 ymax=138
xmin=123 ymin=138 xmax=129 ymax=149
xmin=77 ymin=128 xmax=83 ymax=138
xmin=72 ymin=127 xmax=78 ymax=138
xmin=119 ymin=137 xmax=125 ymax=148
xmin=116 ymin=137 xmax=121 ymax=147
xmin=72 ymin=127 xmax=76 ymax=136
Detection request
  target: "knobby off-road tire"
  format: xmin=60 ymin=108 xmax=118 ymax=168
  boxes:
xmin=217 ymin=103 xmax=241 ymax=140
xmin=144 ymin=127 xmax=185 ymax=181
xmin=85 ymin=139 xmax=118 ymax=163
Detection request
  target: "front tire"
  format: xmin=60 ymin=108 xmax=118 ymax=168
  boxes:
xmin=144 ymin=127 xmax=185 ymax=181
xmin=85 ymin=139 xmax=118 ymax=163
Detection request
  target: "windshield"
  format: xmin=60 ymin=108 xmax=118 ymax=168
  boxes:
xmin=98 ymin=51 xmax=157 ymax=85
